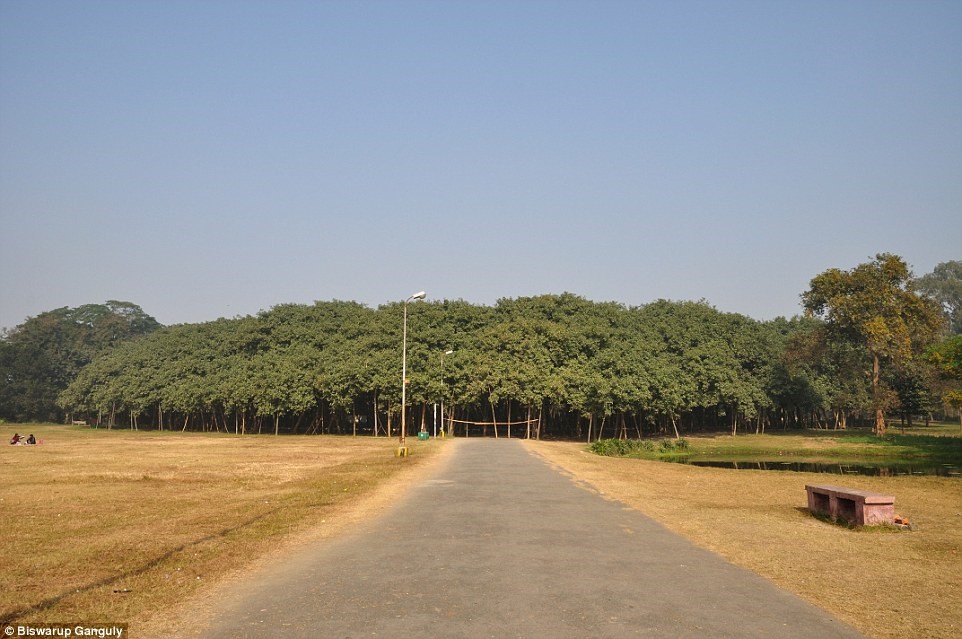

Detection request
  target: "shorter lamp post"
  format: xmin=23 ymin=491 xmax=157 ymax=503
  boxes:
xmin=399 ymin=290 xmax=426 ymax=456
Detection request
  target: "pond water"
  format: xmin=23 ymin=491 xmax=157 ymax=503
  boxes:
xmin=665 ymin=458 xmax=961 ymax=478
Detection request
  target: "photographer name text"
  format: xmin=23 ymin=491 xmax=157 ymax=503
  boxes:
xmin=3 ymin=625 xmax=126 ymax=638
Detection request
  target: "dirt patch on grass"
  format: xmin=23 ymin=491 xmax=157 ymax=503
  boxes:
xmin=526 ymin=440 xmax=962 ymax=639
xmin=0 ymin=426 xmax=451 ymax=636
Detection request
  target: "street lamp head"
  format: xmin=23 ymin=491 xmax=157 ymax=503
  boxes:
xmin=409 ymin=291 xmax=427 ymax=301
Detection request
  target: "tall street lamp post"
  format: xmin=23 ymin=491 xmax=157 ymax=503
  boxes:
xmin=440 ymin=349 xmax=454 ymax=438
xmin=399 ymin=291 xmax=426 ymax=456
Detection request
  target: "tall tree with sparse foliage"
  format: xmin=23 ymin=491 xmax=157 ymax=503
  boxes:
xmin=802 ymin=254 xmax=946 ymax=435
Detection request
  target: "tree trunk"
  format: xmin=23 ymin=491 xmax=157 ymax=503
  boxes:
xmin=506 ymin=401 xmax=512 ymax=439
xmin=872 ymin=351 xmax=886 ymax=435
xmin=292 ymin=412 xmax=305 ymax=435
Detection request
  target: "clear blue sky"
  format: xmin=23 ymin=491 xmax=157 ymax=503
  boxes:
xmin=2 ymin=0 xmax=960 ymax=329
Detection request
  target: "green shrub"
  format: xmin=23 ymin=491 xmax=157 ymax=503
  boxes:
xmin=589 ymin=439 xmax=654 ymax=457
xmin=589 ymin=439 xmax=621 ymax=456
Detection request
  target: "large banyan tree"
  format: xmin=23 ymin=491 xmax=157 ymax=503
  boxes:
xmin=51 ymin=294 xmax=854 ymax=438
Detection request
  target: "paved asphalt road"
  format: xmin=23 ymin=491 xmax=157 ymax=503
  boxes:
xmin=201 ymin=439 xmax=865 ymax=638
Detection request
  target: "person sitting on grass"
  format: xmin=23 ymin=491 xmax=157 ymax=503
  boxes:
xmin=26 ymin=434 xmax=36 ymax=445
xmin=10 ymin=433 xmax=22 ymax=445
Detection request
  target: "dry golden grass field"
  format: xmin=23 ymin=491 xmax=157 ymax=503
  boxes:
xmin=0 ymin=426 xmax=445 ymax=635
xmin=526 ymin=438 xmax=962 ymax=639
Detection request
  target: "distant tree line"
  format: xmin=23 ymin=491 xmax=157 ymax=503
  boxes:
xmin=2 ymin=256 xmax=960 ymax=438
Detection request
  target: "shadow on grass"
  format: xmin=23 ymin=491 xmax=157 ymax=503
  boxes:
xmin=793 ymin=506 xmax=857 ymax=529
xmin=794 ymin=506 xmax=909 ymax=533
xmin=0 ymin=505 xmax=295 ymax=625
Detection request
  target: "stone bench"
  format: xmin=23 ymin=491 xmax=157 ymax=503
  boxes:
xmin=805 ymin=484 xmax=895 ymax=526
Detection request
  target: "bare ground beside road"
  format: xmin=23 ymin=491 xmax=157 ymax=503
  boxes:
xmin=526 ymin=440 xmax=962 ymax=639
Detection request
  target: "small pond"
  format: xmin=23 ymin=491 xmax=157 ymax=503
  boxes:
xmin=665 ymin=458 xmax=961 ymax=478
